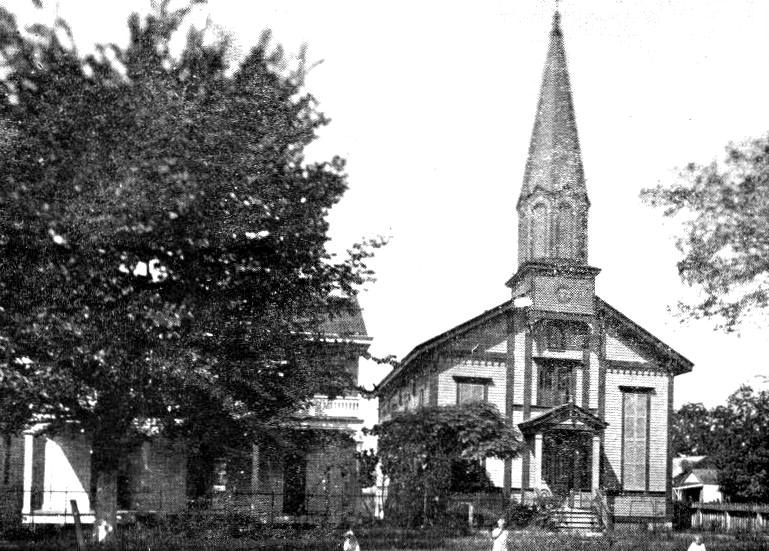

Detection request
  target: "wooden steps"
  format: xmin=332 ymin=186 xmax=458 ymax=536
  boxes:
xmin=553 ymin=506 xmax=600 ymax=531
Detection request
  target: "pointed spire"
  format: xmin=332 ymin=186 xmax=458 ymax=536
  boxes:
xmin=519 ymin=9 xmax=587 ymax=204
xmin=515 ymin=9 xmax=589 ymax=267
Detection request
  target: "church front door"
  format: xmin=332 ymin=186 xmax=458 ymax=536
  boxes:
xmin=542 ymin=431 xmax=592 ymax=500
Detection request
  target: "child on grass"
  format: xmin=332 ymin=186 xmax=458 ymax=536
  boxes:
xmin=491 ymin=518 xmax=509 ymax=551
xmin=343 ymin=529 xmax=360 ymax=551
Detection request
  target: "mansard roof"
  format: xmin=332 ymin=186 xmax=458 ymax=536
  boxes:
xmin=376 ymin=296 xmax=692 ymax=395
xmin=318 ymin=296 xmax=370 ymax=342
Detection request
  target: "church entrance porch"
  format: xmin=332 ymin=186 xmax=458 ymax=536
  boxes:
xmin=518 ymin=402 xmax=607 ymax=507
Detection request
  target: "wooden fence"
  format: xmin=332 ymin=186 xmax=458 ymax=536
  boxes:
xmin=691 ymin=502 xmax=769 ymax=532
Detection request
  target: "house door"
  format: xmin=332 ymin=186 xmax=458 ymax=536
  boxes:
xmin=282 ymin=452 xmax=307 ymax=515
xmin=543 ymin=432 xmax=591 ymax=497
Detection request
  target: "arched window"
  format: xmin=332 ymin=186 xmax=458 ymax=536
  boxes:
xmin=530 ymin=202 xmax=548 ymax=258
xmin=556 ymin=203 xmax=575 ymax=258
xmin=543 ymin=320 xmax=589 ymax=351
xmin=546 ymin=322 xmax=566 ymax=350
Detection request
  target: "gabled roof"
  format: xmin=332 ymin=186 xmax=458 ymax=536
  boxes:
xmin=376 ymin=295 xmax=693 ymax=395
xmin=518 ymin=402 xmax=607 ymax=434
xmin=597 ymin=297 xmax=693 ymax=374
xmin=673 ymin=469 xmax=719 ymax=488
xmin=376 ymin=300 xmax=513 ymax=394
xmin=673 ymin=455 xmax=708 ymax=477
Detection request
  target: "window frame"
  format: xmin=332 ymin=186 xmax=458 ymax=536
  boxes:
xmin=453 ymin=376 xmax=490 ymax=405
xmin=620 ymin=387 xmax=653 ymax=492
xmin=540 ymin=320 xmax=589 ymax=352
xmin=536 ymin=359 xmax=578 ymax=407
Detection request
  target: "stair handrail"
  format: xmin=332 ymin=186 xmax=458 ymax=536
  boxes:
xmin=591 ymin=488 xmax=613 ymax=531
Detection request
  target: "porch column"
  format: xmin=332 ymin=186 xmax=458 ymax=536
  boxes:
xmin=591 ymin=434 xmax=600 ymax=492
xmin=22 ymin=434 xmax=33 ymax=515
xmin=533 ymin=433 xmax=543 ymax=489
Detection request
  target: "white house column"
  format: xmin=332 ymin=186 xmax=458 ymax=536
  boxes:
xmin=533 ymin=433 xmax=543 ymax=489
xmin=591 ymin=434 xmax=600 ymax=492
xmin=22 ymin=434 xmax=33 ymax=515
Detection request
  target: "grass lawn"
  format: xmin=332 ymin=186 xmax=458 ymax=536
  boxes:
xmin=360 ymin=530 xmax=769 ymax=551
xmin=3 ymin=526 xmax=769 ymax=550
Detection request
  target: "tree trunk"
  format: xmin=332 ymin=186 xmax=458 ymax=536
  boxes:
xmin=93 ymin=467 xmax=118 ymax=542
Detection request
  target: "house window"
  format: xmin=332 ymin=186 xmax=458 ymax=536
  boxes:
xmin=542 ymin=320 xmax=588 ymax=351
xmin=418 ymin=388 xmax=425 ymax=407
xmin=546 ymin=323 xmax=566 ymax=350
xmin=537 ymin=362 xmax=573 ymax=406
xmin=622 ymin=389 xmax=650 ymax=491
xmin=455 ymin=377 xmax=488 ymax=404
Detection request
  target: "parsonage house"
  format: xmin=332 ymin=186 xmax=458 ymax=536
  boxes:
xmin=376 ymin=11 xmax=693 ymax=529
xmin=0 ymin=300 xmax=371 ymax=526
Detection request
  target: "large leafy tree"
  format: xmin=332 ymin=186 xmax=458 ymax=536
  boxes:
xmin=373 ymin=402 xmax=522 ymax=527
xmin=641 ymin=135 xmax=769 ymax=330
xmin=715 ymin=386 xmax=769 ymax=503
xmin=671 ymin=402 xmax=724 ymax=457
xmin=0 ymin=2 xmax=379 ymax=537
xmin=672 ymin=386 xmax=769 ymax=503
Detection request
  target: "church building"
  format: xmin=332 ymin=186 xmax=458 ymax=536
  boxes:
xmin=376 ymin=11 xmax=693 ymax=528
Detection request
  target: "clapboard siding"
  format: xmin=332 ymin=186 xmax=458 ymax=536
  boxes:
xmin=436 ymin=359 xmax=506 ymax=412
xmin=589 ymin=350 xmax=600 ymax=409
xmin=605 ymin=333 xmax=647 ymax=363
xmin=604 ymin=368 xmax=669 ymax=493
xmin=434 ymin=359 xmax=508 ymax=489
xmin=510 ymin=410 xmax=524 ymax=488
xmin=487 ymin=339 xmax=507 ymax=354
xmin=575 ymin=368 xmax=583 ymax=407
xmin=512 ymin=330 xmax=526 ymax=404
xmin=611 ymin=494 xmax=667 ymax=518
xmin=486 ymin=458 xmax=505 ymax=487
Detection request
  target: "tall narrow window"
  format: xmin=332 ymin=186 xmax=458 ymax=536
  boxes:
xmin=622 ymin=390 xmax=650 ymax=491
xmin=556 ymin=203 xmax=575 ymax=258
xmin=546 ymin=323 xmax=566 ymax=350
xmin=537 ymin=362 xmax=573 ymax=406
xmin=530 ymin=203 xmax=548 ymax=258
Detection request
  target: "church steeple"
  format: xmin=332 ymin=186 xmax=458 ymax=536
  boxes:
xmin=517 ymin=10 xmax=589 ymax=266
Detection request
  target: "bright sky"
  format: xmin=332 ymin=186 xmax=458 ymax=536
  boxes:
xmin=7 ymin=0 xmax=769 ymax=411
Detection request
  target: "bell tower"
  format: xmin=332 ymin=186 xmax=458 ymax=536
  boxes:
xmin=508 ymin=10 xmax=599 ymax=314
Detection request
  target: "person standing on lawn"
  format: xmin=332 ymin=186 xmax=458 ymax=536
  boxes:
xmin=343 ymin=529 xmax=360 ymax=551
xmin=491 ymin=518 xmax=509 ymax=551
xmin=687 ymin=535 xmax=705 ymax=551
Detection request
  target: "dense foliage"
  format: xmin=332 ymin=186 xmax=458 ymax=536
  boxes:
xmin=642 ymin=135 xmax=769 ymax=330
xmin=373 ymin=402 xmax=522 ymax=526
xmin=0 ymin=1 xmax=379 ymax=535
xmin=672 ymin=385 xmax=769 ymax=503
